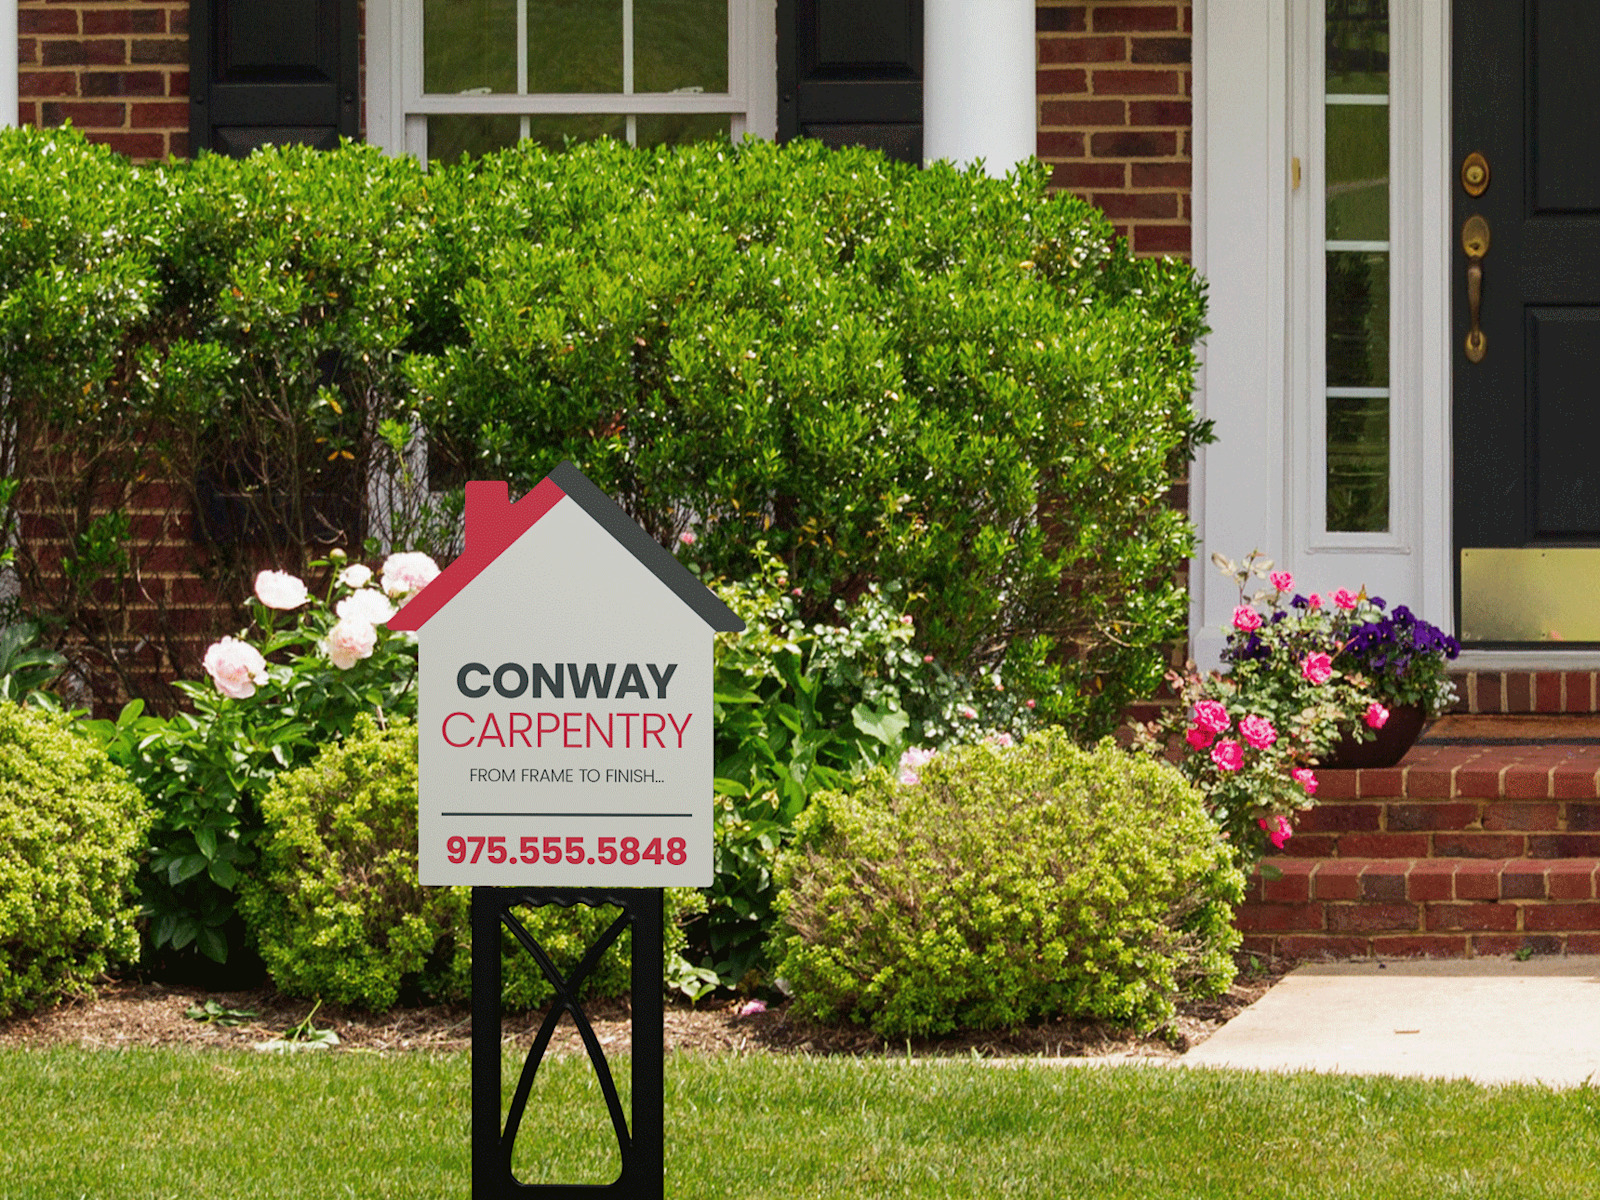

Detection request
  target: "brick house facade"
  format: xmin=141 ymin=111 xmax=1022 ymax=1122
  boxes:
xmin=15 ymin=2 xmax=1195 ymax=260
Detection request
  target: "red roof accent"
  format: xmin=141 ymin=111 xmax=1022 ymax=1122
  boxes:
xmin=385 ymin=477 xmax=565 ymax=632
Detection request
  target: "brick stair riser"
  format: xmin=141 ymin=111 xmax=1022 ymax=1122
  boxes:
xmin=1451 ymin=670 xmax=1600 ymax=714
xmin=1236 ymin=858 xmax=1600 ymax=958
xmin=1281 ymin=795 xmax=1600 ymax=858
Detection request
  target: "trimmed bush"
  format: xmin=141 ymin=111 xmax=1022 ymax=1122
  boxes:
xmin=239 ymin=715 xmax=702 ymax=1011
xmin=772 ymin=730 xmax=1244 ymax=1037
xmin=0 ymin=705 xmax=149 ymax=1016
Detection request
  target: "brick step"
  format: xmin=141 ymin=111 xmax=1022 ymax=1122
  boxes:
xmin=1236 ymin=856 xmax=1600 ymax=959
xmin=1451 ymin=669 xmax=1600 ymax=714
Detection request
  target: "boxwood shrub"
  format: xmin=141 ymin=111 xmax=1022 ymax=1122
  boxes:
xmin=771 ymin=729 xmax=1244 ymax=1038
xmin=238 ymin=714 xmax=702 ymax=1011
xmin=0 ymin=705 xmax=149 ymax=1016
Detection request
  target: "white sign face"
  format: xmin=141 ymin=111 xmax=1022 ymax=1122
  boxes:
xmin=409 ymin=490 xmax=718 ymax=887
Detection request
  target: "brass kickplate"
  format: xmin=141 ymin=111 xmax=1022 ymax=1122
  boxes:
xmin=1461 ymin=547 xmax=1600 ymax=642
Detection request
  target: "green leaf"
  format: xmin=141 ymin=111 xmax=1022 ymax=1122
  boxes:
xmin=195 ymin=925 xmax=230 ymax=963
xmin=851 ymin=701 xmax=910 ymax=747
xmin=207 ymin=858 xmax=240 ymax=889
xmin=194 ymin=827 xmax=218 ymax=860
xmin=168 ymin=854 xmax=209 ymax=885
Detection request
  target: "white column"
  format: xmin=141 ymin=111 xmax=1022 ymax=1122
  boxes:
xmin=923 ymin=0 xmax=1036 ymax=176
xmin=1 ymin=0 xmax=17 ymax=129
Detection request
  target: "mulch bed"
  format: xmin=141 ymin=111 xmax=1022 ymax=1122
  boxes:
xmin=0 ymin=954 xmax=1293 ymax=1060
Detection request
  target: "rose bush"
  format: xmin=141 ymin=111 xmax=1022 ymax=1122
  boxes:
xmin=81 ymin=549 xmax=434 ymax=969
xmin=1149 ymin=550 xmax=1457 ymax=866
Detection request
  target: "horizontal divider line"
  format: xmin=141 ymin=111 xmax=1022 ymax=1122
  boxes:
xmin=440 ymin=811 xmax=694 ymax=818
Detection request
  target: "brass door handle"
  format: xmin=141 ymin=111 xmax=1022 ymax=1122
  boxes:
xmin=1463 ymin=214 xmax=1490 ymax=363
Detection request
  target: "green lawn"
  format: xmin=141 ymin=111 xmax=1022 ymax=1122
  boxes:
xmin=6 ymin=1048 xmax=1599 ymax=1199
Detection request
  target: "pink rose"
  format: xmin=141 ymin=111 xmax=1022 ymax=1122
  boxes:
xmin=1025 ymin=699 xmax=1036 ymax=709
xmin=1308 ymin=593 xmax=1323 ymax=608
xmin=1270 ymin=571 xmax=1294 ymax=592
xmin=1333 ymin=588 xmax=1359 ymax=610
xmin=1210 ymin=739 xmax=1244 ymax=773
xmin=325 ymin=618 xmax=378 ymax=670
xmin=1193 ymin=700 xmax=1231 ymax=734
xmin=1302 ymin=652 xmax=1334 ymax=685
xmin=1257 ymin=814 xmax=1294 ymax=849
xmin=337 ymin=588 xmax=396 ymax=626
xmin=679 ymin=530 xmax=697 ymax=546
xmin=1364 ymin=701 xmax=1390 ymax=729
xmin=1239 ymin=715 xmax=1278 ymax=749
xmin=380 ymin=551 xmax=441 ymax=600
xmin=254 ymin=570 xmax=308 ymax=610
xmin=898 ymin=746 xmax=936 ymax=786
xmin=1292 ymin=767 xmax=1318 ymax=796
xmin=1232 ymin=605 xmax=1262 ymax=632
xmin=1186 ymin=724 xmax=1216 ymax=751
xmin=203 ymin=637 xmax=268 ymax=700
xmin=958 ymin=705 xmax=978 ymax=720
xmin=984 ymin=732 xmax=1015 ymax=748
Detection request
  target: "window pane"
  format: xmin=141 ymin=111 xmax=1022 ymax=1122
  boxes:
xmin=428 ymin=115 xmax=520 ymax=164
xmin=635 ymin=0 xmax=729 ymax=94
xmin=1325 ymin=103 xmax=1388 ymax=241
xmin=425 ymin=0 xmax=516 ymax=94
xmin=523 ymin=115 xmax=627 ymax=150
xmin=1327 ymin=396 xmax=1390 ymax=532
xmin=636 ymin=113 xmax=731 ymax=147
xmin=1326 ymin=250 xmax=1389 ymax=388
xmin=527 ymin=0 xmax=624 ymax=93
xmin=1325 ymin=0 xmax=1388 ymax=93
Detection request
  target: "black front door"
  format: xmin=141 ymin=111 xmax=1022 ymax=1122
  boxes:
xmin=1455 ymin=1 xmax=1600 ymax=644
xmin=189 ymin=0 xmax=359 ymax=157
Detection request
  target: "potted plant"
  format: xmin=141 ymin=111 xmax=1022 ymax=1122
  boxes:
xmin=1152 ymin=551 xmax=1460 ymax=864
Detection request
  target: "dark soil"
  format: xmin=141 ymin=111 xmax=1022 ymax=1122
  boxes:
xmin=0 ymin=954 xmax=1293 ymax=1060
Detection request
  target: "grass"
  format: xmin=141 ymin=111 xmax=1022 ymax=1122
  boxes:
xmin=6 ymin=1047 xmax=1600 ymax=1199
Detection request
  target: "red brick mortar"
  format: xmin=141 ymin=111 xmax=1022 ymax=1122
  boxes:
xmin=1037 ymin=1 xmax=1192 ymax=258
xmin=1450 ymin=670 xmax=1600 ymax=714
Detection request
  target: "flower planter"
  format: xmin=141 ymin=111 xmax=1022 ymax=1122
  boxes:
xmin=1321 ymin=702 xmax=1428 ymax=770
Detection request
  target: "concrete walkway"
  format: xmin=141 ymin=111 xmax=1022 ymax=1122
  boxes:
xmin=1178 ymin=956 xmax=1600 ymax=1088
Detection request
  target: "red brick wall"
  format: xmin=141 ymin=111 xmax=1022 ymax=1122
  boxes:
xmin=18 ymin=2 xmax=190 ymax=160
xmin=1037 ymin=1 xmax=1193 ymax=259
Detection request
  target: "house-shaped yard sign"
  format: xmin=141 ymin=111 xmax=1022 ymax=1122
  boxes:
xmin=388 ymin=461 xmax=743 ymax=887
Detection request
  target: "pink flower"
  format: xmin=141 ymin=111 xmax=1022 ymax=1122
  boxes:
xmin=898 ymin=747 xmax=936 ymax=786
xmin=958 ymin=705 xmax=978 ymax=720
xmin=1302 ymin=652 xmax=1334 ymax=685
xmin=254 ymin=570 xmax=308 ymax=610
xmin=1364 ymin=701 xmax=1390 ymax=729
xmin=338 ymin=588 xmax=397 ymax=626
xmin=1292 ymin=767 xmax=1318 ymax=796
xmin=380 ymin=551 xmax=441 ymax=601
xmin=923 ymin=654 xmax=935 ymax=664
xmin=1186 ymin=725 xmax=1216 ymax=750
xmin=1257 ymin=814 xmax=1294 ymax=849
xmin=735 ymin=999 xmax=767 ymax=1018
xmin=679 ymin=530 xmax=697 ymax=546
xmin=324 ymin=618 xmax=378 ymax=670
xmin=984 ymin=732 xmax=1015 ymax=748
xmin=1270 ymin=571 xmax=1294 ymax=592
xmin=1210 ymin=739 xmax=1244 ymax=772
xmin=1025 ymin=699 xmax=1036 ymax=709
xmin=1333 ymin=588 xmax=1359 ymax=610
xmin=203 ymin=637 xmax=268 ymax=699
xmin=1239 ymin=715 xmax=1278 ymax=749
xmin=338 ymin=563 xmax=373 ymax=589
xmin=1308 ymin=593 xmax=1323 ymax=609
xmin=900 ymin=615 xmax=913 ymax=626
xmin=1232 ymin=605 xmax=1262 ymax=632
xmin=1193 ymin=700 xmax=1231 ymax=734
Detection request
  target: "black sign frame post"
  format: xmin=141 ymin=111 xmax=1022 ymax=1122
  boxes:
xmin=471 ymin=886 xmax=665 ymax=1199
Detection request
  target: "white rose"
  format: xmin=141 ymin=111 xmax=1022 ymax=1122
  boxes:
xmin=336 ymin=588 xmax=396 ymax=626
xmin=324 ymin=618 xmax=378 ymax=670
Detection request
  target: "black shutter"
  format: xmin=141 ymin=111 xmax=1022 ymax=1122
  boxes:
xmin=778 ymin=0 xmax=923 ymax=164
xmin=189 ymin=0 xmax=359 ymax=158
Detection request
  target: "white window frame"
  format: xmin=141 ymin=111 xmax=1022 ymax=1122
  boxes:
xmin=1192 ymin=0 xmax=1451 ymax=667
xmin=365 ymin=0 xmax=778 ymax=159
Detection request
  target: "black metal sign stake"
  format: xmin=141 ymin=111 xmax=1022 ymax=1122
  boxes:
xmin=472 ymin=886 xmax=665 ymax=1199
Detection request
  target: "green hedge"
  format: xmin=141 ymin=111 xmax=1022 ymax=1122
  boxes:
xmin=772 ymin=730 xmax=1244 ymax=1037
xmin=0 ymin=127 xmax=1204 ymax=736
xmin=0 ymin=706 xmax=149 ymax=1015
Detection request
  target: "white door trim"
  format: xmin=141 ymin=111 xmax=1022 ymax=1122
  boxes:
xmin=1192 ymin=0 xmax=1452 ymax=668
